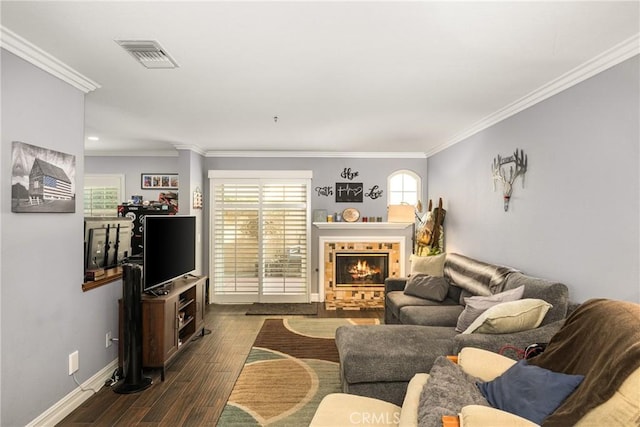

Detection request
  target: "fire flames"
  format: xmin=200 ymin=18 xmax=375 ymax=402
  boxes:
xmin=348 ymin=259 xmax=381 ymax=281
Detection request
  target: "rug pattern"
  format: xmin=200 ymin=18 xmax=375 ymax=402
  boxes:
xmin=218 ymin=318 xmax=379 ymax=426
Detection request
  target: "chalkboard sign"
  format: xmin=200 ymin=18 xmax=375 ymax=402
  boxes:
xmin=335 ymin=182 xmax=363 ymax=203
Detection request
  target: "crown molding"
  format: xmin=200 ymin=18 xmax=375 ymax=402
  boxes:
xmin=1 ymin=26 xmax=100 ymax=93
xmin=84 ymin=150 xmax=178 ymax=157
xmin=205 ymin=150 xmax=427 ymax=158
xmin=427 ymin=32 xmax=640 ymax=157
xmin=173 ymin=144 xmax=206 ymax=156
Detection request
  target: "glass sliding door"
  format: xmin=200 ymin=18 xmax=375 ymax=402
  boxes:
xmin=210 ymin=172 xmax=311 ymax=303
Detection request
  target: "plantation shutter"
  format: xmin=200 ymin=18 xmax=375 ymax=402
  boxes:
xmin=211 ymin=182 xmax=261 ymax=299
xmin=261 ymin=183 xmax=308 ymax=296
xmin=84 ymin=174 xmax=124 ymax=217
xmin=210 ymin=172 xmax=311 ymax=303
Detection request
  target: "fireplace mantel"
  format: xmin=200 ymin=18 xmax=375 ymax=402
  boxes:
xmin=313 ymin=222 xmax=412 ymax=230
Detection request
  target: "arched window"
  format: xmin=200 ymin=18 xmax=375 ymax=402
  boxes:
xmin=387 ymin=170 xmax=421 ymax=206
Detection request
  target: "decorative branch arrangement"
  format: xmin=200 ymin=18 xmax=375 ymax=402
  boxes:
xmin=492 ymin=149 xmax=528 ymax=211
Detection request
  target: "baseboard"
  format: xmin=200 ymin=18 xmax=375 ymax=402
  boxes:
xmin=27 ymin=359 xmax=118 ymax=427
xmin=310 ymin=293 xmax=321 ymax=302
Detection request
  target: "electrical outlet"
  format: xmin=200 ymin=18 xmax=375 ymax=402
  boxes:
xmin=106 ymin=331 xmax=112 ymax=348
xmin=68 ymin=351 xmax=79 ymax=375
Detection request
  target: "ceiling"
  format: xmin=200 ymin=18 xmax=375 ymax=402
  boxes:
xmin=2 ymin=1 xmax=639 ymax=157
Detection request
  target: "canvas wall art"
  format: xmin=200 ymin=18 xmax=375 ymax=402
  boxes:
xmin=11 ymin=141 xmax=76 ymax=213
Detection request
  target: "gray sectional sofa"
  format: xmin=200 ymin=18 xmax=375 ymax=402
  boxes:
xmin=335 ymin=253 xmax=570 ymax=406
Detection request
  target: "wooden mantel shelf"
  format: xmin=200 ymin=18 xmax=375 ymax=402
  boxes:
xmin=313 ymin=222 xmax=412 ymax=230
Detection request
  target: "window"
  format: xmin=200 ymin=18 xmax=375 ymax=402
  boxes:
xmin=388 ymin=170 xmax=421 ymax=206
xmin=84 ymin=174 xmax=125 ymax=217
xmin=209 ymin=171 xmax=312 ymax=303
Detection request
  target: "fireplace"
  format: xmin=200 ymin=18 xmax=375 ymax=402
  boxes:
xmin=319 ymin=234 xmax=407 ymax=310
xmin=335 ymin=252 xmax=389 ymax=287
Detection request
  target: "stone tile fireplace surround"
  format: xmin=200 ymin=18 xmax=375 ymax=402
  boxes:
xmin=315 ymin=222 xmax=410 ymax=310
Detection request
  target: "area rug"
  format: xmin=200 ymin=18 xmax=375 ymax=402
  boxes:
xmin=218 ymin=317 xmax=380 ymax=426
xmin=246 ymin=302 xmax=318 ymax=315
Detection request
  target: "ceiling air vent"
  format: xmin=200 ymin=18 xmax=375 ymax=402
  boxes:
xmin=116 ymin=40 xmax=179 ymax=69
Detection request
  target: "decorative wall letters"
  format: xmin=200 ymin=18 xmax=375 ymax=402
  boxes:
xmin=340 ymin=167 xmax=359 ymax=180
xmin=335 ymin=182 xmax=363 ymax=202
xmin=314 ymin=186 xmax=334 ymax=197
xmin=365 ymin=185 xmax=383 ymax=200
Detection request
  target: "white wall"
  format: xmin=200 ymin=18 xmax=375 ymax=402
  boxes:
xmin=427 ymin=56 xmax=639 ymax=303
xmin=1 ymin=50 xmax=121 ymax=426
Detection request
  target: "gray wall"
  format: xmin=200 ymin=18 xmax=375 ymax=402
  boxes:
xmin=85 ymin=155 xmax=179 ymax=203
xmin=1 ymin=50 xmax=121 ymax=426
xmin=204 ymin=156 xmax=427 ymax=293
xmin=178 ymin=149 xmax=206 ymax=275
xmin=205 ymin=156 xmax=427 ymax=219
xmin=85 ymin=153 xmax=208 ymax=274
xmin=427 ymin=56 xmax=639 ymax=303
xmin=87 ymin=156 xmax=427 ymax=295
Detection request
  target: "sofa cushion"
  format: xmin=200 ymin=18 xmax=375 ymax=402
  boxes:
xmin=399 ymin=373 xmax=430 ymax=427
xmin=336 ymin=325 xmax=457 ymax=384
xmin=504 ymin=272 xmax=568 ymax=326
xmin=309 ymin=393 xmax=401 ymax=427
xmin=462 ymin=298 xmax=552 ymax=334
xmin=417 ymin=356 xmax=489 ymax=427
xmin=477 ymin=359 xmax=584 ymax=425
xmin=399 ymin=305 xmax=464 ymax=327
xmin=386 ymin=290 xmax=459 ymax=320
xmin=404 ymin=274 xmax=449 ymax=302
xmin=409 ymin=253 xmax=446 ymax=276
xmin=455 ymin=286 xmax=525 ymax=332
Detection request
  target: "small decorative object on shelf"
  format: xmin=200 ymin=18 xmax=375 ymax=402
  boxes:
xmin=492 ymin=148 xmax=528 ymax=211
xmin=342 ymin=207 xmax=360 ymax=222
xmin=313 ymin=209 xmax=327 ymax=222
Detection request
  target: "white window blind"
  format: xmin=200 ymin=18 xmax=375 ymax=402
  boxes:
xmin=84 ymin=174 xmax=124 ymax=217
xmin=211 ymin=177 xmax=310 ymax=302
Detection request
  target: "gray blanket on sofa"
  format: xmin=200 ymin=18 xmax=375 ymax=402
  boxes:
xmin=417 ymin=356 xmax=489 ymax=427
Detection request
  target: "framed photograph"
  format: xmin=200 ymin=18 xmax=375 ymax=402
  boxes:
xmin=141 ymin=173 xmax=179 ymax=190
xmin=11 ymin=141 xmax=76 ymax=213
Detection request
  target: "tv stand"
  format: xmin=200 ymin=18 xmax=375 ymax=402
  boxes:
xmin=119 ymin=275 xmax=207 ymax=381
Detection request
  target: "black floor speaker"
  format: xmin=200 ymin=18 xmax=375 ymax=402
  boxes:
xmin=114 ymin=263 xmax=152 ymax=394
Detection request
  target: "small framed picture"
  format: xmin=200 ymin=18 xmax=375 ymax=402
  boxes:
xmin=141 ymin=173 xmax=179 ymax=190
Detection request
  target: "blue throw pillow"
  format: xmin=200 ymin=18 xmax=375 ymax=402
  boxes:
xmin=477 ymin=359 xmax=584 ymax=425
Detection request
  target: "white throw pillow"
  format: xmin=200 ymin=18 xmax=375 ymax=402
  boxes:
xmin=409 ymin=253 xmax=446 ymax=277
xmin=462 ymin=299 xmax=552 ymax=334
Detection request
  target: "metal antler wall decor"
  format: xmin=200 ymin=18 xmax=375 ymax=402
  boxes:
xmin=492 ymin=149 xmax=528 ymax=211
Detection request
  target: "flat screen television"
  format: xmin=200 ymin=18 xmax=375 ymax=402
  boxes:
xmin=143 ymin=215 xmax=196 ymax=292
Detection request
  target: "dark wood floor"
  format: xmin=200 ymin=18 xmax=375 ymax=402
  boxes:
xmin=57 ymin=303 xmax=383 ymax=426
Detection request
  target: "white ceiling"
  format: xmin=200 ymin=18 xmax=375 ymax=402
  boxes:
xmin=2 ymin=1 xmax=639 ymax=156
